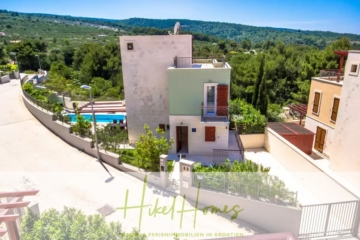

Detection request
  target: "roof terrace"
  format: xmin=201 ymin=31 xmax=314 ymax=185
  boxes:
xmin=314 ymin=69 xmax=344 ymax=85
xmin=171 ymin=56 xmax=231 ymax=69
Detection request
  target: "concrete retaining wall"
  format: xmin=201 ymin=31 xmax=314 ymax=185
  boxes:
xmin=179 ymin=160 xmax=302 ymax=235
xmin=0 ymin=74 xmax=10 ymax=84
xmin=240 ymin=134 xmax=265 ymax=149
xmin=264 ymin=128 xmax=357 ymax=203
xmin=22 ymin=92 xmax=162 ymax=188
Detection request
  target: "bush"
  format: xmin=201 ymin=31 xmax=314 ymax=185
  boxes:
xmin=24 ymin=70 xmax=37 ymax=74
xmin=230 ymin=98 xmax=266 ymax=133
xmin=193 ymin=159 xmax=298 ymax=206
xmin=21 ymin=207 xmax=147 ymax=240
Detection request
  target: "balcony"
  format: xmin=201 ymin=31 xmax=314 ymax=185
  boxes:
xmin=201 ymin=103 xmax=229 ymax=122
xmin=318 ymin=69 xmax=344 ymax=82
xmin=173 ymin=56 xmax=230 ymax=69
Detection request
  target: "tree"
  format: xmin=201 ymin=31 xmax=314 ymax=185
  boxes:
xmin=97 ymin=124 xmax=128 ymax=152
xmin=72 ymin=103 xmax=92 ymax=138
xmin=218 ymin=41 xmax=226 ymax=50
xmin=63 ymin=46 xmax=75 ymax=66
xmin=21 ymin=207 xmax=147 ymax=240
xmin=252 ymin=54 xmax=265 ymax=107
xmin=135 ymin=124 xmax=174 ymax=171
xmin=6 ymin=39 xmax=47 ymax=71
xmin=256 ymin=73 xmax=268 ymax=116
xmin=45 ymin=72 xmax=70 ymax=105
xmin=230 ymin=41 xmax=237 ymax=50
xmin=0 ymin=45 xmax=5 ymax=64
xmin=241 ymin=39 xmax=251 ymax=50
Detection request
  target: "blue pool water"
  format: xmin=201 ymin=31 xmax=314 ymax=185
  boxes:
xmin=67 ymin=113 xmax=126 ymax=123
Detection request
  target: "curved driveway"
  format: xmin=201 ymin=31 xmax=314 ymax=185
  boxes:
xmin=0 ymin=80 xmax=265 ymax=238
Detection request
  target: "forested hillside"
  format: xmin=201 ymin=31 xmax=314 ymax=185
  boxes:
xmin=0 ymin=9 xmax=356 ymax=119
xmin=119 ymin=18 xmax=360 ymax=48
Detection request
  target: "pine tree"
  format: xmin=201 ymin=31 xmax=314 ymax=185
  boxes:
xmin=252 ymin=54 xmax=265 ymax=107
xmin=256 ymin=75 xmax=268 ymax=116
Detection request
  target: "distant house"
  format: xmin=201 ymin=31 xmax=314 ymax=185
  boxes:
xmin=10 ymin=40 xmax=21 ymax=43
xmin=97 ymin=34 xmax=107 ymax=37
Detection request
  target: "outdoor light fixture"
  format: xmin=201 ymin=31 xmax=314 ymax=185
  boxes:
xmin=80 ymin=85 xmax=100 ymax=162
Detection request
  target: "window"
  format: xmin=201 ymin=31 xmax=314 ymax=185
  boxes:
xmin=312 ymin=91 xmax=321 ymax=115
xmin=166 ymin=124 xmax=170 ymax=131
xmin=159 ymin=124 xmax=165 ymax=131
xmin=350 ymin=64 xmax=358 ymax=73
xmin=350 ymin=64 xmax=359 ymax=76
xmin=330 ymin=97 xmax=340 ymax=122
xmin=127 ymin=42 xmax=133 ymax=50
xmin=205 ymin=126 xmax=216 ymax=142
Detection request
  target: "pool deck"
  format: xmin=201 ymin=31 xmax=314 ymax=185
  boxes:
xmin=68 ymin=101 xmax=126 ymax=113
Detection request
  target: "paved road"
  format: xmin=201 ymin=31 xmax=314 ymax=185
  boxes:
xmin=0 ymin=80 xmax=266 ymax=239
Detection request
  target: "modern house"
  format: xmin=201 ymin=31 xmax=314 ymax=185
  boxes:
xmin=120 ymin=33 xmax=232 ymax=155
xmin=119 ymin=34 xmax=193 ymax=142
xmin=168 ymin=56 xmax=231 ymax=155
xmin=304 ymin=50 xmax=360 ymax=186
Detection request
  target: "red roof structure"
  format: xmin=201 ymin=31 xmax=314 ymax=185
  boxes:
xmin=334 ymin=50 xmax=349 ymax=82
xmin=288 ymin=104 xmax=308 ymax=125
xmin=0 ymin=190 xmax=39 ymax=240
xmin=267 ymin=122 xmax=315 ymax=155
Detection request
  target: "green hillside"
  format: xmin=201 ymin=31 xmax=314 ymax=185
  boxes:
xmin=119 ymin=18 xmax=360 ymax=48
xmin=2 ymin=9 xmax=360 ymax=50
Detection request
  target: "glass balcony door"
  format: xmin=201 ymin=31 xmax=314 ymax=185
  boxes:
xmin=206 ymin=85 xmax=216 ymax=115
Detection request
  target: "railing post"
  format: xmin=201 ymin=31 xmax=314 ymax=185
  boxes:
xmin=323 ymin=204 xmax=332 ymax=237
xmin=294 ymin=191 xmax=298 ymax=206
xmin=352 ymin=201 xmax=360 ymax=237
xmin=174 ymin=56 xmax=177 ymax=68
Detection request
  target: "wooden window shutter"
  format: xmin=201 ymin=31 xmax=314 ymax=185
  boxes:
xmin=159 ymin=124 xmax=165 ymax=131
xmin=205 ymin=126 xmax=216 ymax=142
xmin=216 ymin=85 xmax=228 ymax=116
xmin=331 ymin=98 xmax=340 ymax=122
xmin=315 ymin=127 xmax=326 ymax=152
xmin=312 ymin=92 xmax=321 ymax=113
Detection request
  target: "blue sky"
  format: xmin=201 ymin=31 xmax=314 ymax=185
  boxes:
xmin=2 ymin=0 xmax=360 ymax=34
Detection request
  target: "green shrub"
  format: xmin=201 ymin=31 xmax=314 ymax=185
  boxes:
xmin=24 ymin=70 xmax=37 ymax=74
xmin=193 ymin=159 xmax=297 ymax=206
xmin=230 ymin=99 xmax=266 ymax=134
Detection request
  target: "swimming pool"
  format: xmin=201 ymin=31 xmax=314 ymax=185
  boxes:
xmin=67 ymin=113 xmax=126 ymax=123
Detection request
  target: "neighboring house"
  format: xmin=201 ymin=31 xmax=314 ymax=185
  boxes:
xmin=305 ymin=50 xmax=360 ymax=185
xmin=120 ymin=34 xmax=232 ymax=155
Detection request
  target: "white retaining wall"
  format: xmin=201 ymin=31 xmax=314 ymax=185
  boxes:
xmin=22 ymin=92 xmax=161 ymax=187
xmin=240 ymin=134 xmax=265 ymax=149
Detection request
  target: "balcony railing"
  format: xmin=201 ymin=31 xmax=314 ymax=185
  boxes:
xmin=201 ymin=103 xmax=229 ymax=122
xmin=173 ymin=56 xmax=227 ymax=68
xmin=318 ymin=69 xmax=344 ymax=82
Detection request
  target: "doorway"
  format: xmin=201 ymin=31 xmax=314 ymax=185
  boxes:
xmin=315 ymin=126 xmax=326 ymax=152
xmin=176 ymin=126 xmax=188 ymax=153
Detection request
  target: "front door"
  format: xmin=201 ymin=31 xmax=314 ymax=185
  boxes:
xmin=206 ymin=85 xmax=216 ymax=115
xmin=315 ymin=127 xmax=326 ymax=152
xmin=176 ymin=126 xmax=188 ymax=153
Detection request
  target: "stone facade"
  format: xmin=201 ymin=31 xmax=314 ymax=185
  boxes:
xmin=119 ymin=35 xmax=192 ymax=141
